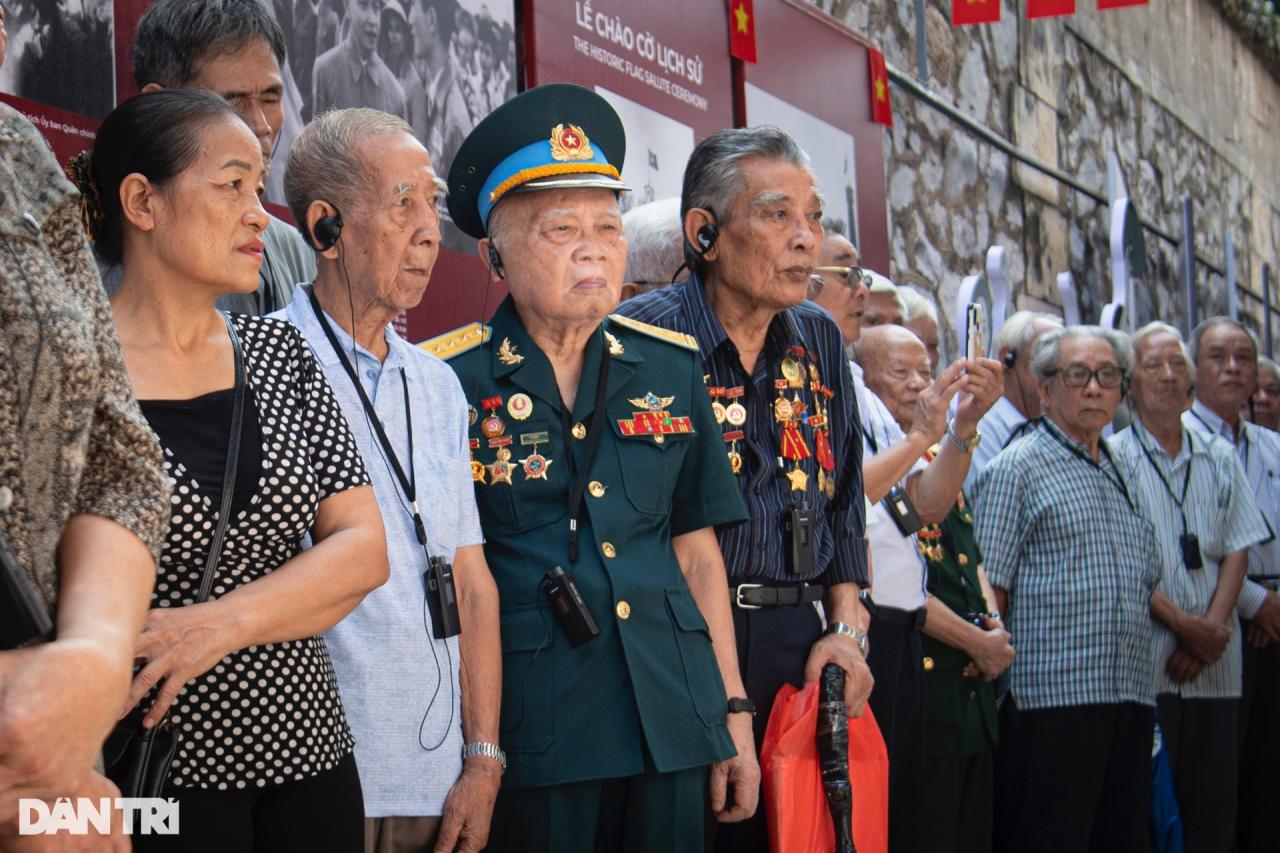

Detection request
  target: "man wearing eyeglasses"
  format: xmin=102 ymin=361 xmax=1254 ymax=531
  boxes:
xmin=973 ymin=325 xmax=1161 ymax=853
xmin=1108 ymin=322 xmax=1266 ymax=853
xmin=808 ymin=226 xmax=867 ymax=347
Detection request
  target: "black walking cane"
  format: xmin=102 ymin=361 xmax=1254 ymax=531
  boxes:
xmin=817 ymin=664 xmax=856 ymax=853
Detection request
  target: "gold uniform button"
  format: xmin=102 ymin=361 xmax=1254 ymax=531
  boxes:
xmin=958 ymin=554 xmax=969 ymax=566
xmin=923 ymin=656 xmax=935 ymax=671
xmin=588 ymin=481 xmax=606 ymax=498
xmin=572 ymin=422 xmax=587 ymax=440
xmin=602 ymin=542 xmax=617 ymax=558
xmin=616 ymin=601 xmax=631 ymax=620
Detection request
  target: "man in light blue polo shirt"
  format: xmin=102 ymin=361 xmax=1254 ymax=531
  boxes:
xmin=274 ymin=108 xmax=502 ymax=853
xmin=1110 ymin=322 xmax=1267 ymax=852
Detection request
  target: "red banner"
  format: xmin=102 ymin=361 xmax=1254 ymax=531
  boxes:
xmin=729 ymin=0 xmax=759 ymax=63
xmin=952 ymin=0 xmax=1002 ymax=25
xmin=1027 ymin=0 xmax=1076 ymax=17
xmin=868 ymin=48 xmax=892 ymax=127
xmin=1097 ymin=0 xmax=1148 ymax=7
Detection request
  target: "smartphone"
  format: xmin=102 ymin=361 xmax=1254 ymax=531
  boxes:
xmin=965 ymin=302 xmax=985 ymax=362
xmin=1 ymin=528 xmax=53 ymax=649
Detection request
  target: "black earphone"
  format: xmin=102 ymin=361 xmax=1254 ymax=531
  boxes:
xmin=487 ymin=243 xmax=506 ymax=278
xmin=694 ymin=222 xmax=719 ymax=256
xmin=312 ymin=208 xmax=344 ymax=252
xmin=1003 ymin=349 xmax=1017 ymax=369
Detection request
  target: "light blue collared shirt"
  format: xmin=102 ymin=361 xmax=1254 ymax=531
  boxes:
xmin=276 ymin=286 xmax=483 ymax=817
xmin=1109 ymin=419 xmax=1267 ymax=698
xmin=1184 ymin=399 xmax=1280 ymax=619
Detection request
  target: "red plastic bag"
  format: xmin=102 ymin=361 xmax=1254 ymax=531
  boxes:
xmin=760 ymin=681 xmax=889 ymax=853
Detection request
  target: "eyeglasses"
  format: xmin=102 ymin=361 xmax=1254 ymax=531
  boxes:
xmin=813 ymin=266 xmax=872 ymax=289
xmin=1050 ymin=363 xmax=1126 ymax=389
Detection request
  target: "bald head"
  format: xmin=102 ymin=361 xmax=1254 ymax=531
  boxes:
xmin=855 ymin=325 xmax=932 ymax=430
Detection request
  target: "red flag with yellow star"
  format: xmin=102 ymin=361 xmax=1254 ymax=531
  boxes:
xmin=952 ymin=0 xmax=1001 ymax=24
xmin=868 ymin=48 xmax=892 ymax=126
xmin=728 ymin=0 xmax=757 ymax=63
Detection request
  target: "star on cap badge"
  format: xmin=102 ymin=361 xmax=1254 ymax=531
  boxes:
xmin=549 ymin=123 xmax=594 ymax=161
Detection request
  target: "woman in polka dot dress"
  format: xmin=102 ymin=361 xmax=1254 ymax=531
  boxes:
xmin=76 ymin=90 xmax=389 ymax=850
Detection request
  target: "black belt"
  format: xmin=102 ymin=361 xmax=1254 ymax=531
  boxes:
xmin=873 ymin=604 xmax=927 ymax=632
xmin=731 ymin=583 xmax=825 ymax=610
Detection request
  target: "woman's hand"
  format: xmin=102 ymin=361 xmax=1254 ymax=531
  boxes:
xmin=122 ymin=604 xmax=232 ymax=729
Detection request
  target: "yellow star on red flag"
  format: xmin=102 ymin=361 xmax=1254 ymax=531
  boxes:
xmin=728 ymin=0 xmax=757 ymax=63
xmin=734 ymin=2 xmax=750 ymax=33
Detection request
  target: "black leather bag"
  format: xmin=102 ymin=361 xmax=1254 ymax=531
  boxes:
xmin=105 ymin=314 xmax=246 ymax=798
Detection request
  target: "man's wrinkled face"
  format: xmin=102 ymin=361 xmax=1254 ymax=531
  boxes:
xmin=810 ymin=234 xmax=865 ymax=345
xmin=1195 ymin=322 xmax=1258 ymax=414
xmin=494 ymin=188 xmax=627 ymax=330
xmin=338 ymin=131 xmax=442 ymax=317
xmin=708 ymin=157 xmax=823 ymax=314
xmin=862 ymin=291 xmax=903 ymax=328
xmin=1252 ymin=369 xmax=1280 ymax=430
xmin=1131 ymin=332 xmax=1192 ymax=423
xmin=864 ymin=333 xmax=931 ymax=432
xmin=905 ymin=314 xmax=940 ymax=373
xmin=186 ymin=39 xmax=284 ymax=180
xmin=1039 ymin=336 xmax=1126 ymax=439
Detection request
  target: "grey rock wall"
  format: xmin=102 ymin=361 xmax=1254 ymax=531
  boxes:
xmin=813 ymin=0 xmax=1280 ymax=358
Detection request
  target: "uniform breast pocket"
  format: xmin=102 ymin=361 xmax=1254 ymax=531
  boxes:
xmin=498 ymin=604 xmax=555 ymax=754
xmin=609 ymin=406 xmax=694 ymax=516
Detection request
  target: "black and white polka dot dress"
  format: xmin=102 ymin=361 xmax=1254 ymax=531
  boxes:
xmin=138 ymin=314 xmax=370 ymax=791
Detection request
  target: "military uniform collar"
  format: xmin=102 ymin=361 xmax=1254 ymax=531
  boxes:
xmin=679 ymin=271 xmax=809 ymax=363
xmin=485 ymin=295 xmax=639 ymax=417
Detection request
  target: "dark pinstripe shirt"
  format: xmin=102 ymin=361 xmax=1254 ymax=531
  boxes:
xmin=617 ymin=276 xmax=868 ymax=586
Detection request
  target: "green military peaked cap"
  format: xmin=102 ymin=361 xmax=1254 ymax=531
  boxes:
xmin=446 ymin=83 xmax=629 ymax=239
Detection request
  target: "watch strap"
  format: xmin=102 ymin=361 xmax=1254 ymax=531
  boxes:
xmin=462 ymin=741 xmax=507 ymax=772
xmin=727 ymin=697 xmax=756 ymax=715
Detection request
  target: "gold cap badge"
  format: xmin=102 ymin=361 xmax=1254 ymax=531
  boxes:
xmin=549 ymin=123 xmax=594 ymax=161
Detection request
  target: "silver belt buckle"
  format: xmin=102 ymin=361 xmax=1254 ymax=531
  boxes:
xmin=735 ymin=583 xmax=764 ymax=610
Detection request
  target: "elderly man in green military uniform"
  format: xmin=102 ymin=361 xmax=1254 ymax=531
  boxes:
xmin=421 ymin=84 xmax=758 ymax=853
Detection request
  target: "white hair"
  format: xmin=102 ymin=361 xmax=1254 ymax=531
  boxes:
xmin=1133 ymin=321 xmax=1195 ymax=384
xmin=900 ymin=287 xmax=938 ymax=323
xmin=864 ymin=268 xmax=906 ymax=317
xmin=623 ymin=197 xmax=683 ymax=285
xmin=992 ymin=310 xmax=1061 ymax=360
xmin=1030 ymin=325 xmax=1134 ymax=380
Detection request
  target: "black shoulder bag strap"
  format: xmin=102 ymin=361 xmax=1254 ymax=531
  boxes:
xmin=198 ymin=312 xmax=247 ymax=603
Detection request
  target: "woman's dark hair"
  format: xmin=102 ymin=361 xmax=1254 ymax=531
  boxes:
xmin=67 ymin=89 xmax=238 ymax=265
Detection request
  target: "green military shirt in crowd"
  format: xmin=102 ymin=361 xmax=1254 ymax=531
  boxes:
xmin=919 ymin=484 xmax=999 ymax=756
xmin=426 ymin=296 xmax=749 ymax=789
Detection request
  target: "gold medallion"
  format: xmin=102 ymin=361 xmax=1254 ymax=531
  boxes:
xmin=774 ymin=396 xmax=793 ymax=422
xmin=471 ymin=459 xmax=486 ymax=484
xmin=508 ymin=393 xmax=533 ymax=421
xmin=489 ymin=448 xmax=515 ymax=485
xmin=712 ymin=401 xmax=727 ymax=424
xmin=781 ymin=357 xmax=803 ymax=387
xmin=549 ymin=123 xmax=594 ymax=161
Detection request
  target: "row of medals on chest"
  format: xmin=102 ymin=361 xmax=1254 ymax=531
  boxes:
xmin=712 ymin=346 xmax=838 ymax=497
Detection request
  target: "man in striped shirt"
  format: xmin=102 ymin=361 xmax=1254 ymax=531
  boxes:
xmin=1109 ymin=322 xmax=1267 ymax=852
xmin=1182 ymin=316 xmax=1280 ymax=853
xmin=973 ymin=325 xmax=1160 ymax=853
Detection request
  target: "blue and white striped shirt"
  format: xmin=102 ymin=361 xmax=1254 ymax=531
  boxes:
xmin=973 ymin=417 xmax=1160 ymax=709
xmin=617 ymin=277 xmax=867 ymax=586
xmin=1184 ymin=400 xmax=1280 ymax=618
xmin=1109 ymin=419 xmax=1267 ymax=698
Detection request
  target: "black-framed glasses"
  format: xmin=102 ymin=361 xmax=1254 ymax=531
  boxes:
xmin=813 ymin=266 xmax=871 ymax=289
xmin=1050 ymin=363 xmax=1126 ymax=388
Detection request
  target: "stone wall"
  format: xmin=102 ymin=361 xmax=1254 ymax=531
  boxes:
xmin=814 ymin=0 xmax=1280 ymax=358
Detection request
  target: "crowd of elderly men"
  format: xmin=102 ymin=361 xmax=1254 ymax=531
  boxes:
xmin=4 ymin=2 xmax=1280 ymax=852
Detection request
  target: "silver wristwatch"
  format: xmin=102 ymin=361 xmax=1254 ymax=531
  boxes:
xmin=462 ymin=741 xmax=507 ymax=772
xmin=945 ymin=421 xmax=982 ymax=454
xmin=827 ymin=621 xmax=869 ymax=655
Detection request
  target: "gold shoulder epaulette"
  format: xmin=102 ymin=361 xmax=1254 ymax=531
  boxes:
xmin=418 ymin=322 xmax=492 ymax=360
xmin=607 ymin=314 xmax=699 ymax=351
